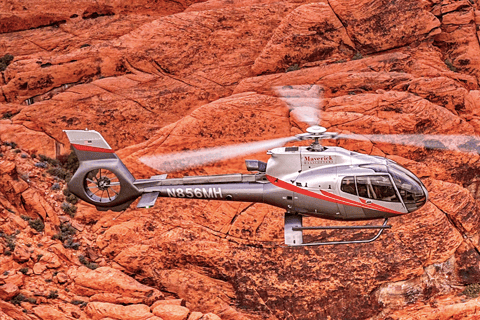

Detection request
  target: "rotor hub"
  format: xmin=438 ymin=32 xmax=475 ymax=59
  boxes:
xmin=97 ymin=177 xmax=111 ymax=191
xmin=306 ymin=126 xmax=327 ymax=135
xmin=295 ymin=126 xmax=338 ymax=142
xmin=293 ymin=126 xmax=340 ymax=152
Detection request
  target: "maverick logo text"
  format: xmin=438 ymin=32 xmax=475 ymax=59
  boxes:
xmin=303 ymin=155 xmax=334 ymax=164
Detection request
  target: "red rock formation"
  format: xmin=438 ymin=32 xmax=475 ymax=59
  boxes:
xmin=252 ymin=2 xmax=356 ymax=75
xmin=329 ymin=0 xmax=441 ymax=52
xmin=68 ymin=266 xmax=163 ymax=305
xmin=2 ymin=0 xmax=480 ymax=319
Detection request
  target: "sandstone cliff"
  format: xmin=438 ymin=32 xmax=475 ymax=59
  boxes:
xmin=2 ymin=0 xmax=480 ymax=319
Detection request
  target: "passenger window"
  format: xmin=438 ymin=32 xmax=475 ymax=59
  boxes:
xmin=341 ymin=176 xmax=357 ymax=195
xmin=356 ymin=175 xmax=400 ymax=202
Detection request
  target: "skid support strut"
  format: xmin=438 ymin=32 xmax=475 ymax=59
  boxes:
xmin=284 ymin=213 xmax=391 ymax=246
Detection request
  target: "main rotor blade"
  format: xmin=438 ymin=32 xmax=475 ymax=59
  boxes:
xmin=274 ymin=84 xmax=323 ymax=127
xmin=139 ymin=136 xmax=298 ymax=173
xmin=338 ymin=134 xmax=480 ymax=154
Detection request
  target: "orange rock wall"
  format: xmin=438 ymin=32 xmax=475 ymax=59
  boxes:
xmin=2 ymin=0 xmax=480 ymax=319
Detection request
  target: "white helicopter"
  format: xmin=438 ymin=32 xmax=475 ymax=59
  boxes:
xmin=63 ymin=85 xmax=478 ymax=246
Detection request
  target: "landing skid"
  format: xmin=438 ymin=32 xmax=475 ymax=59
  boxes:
xmin=284 ymin=213 xmax=391 ymax=246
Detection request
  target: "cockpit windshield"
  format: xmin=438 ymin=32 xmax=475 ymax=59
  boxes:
xmin=387 ymin=163 xmax=427 ymax=212
xmin=342 ymin=163 xmax=428 ymax=212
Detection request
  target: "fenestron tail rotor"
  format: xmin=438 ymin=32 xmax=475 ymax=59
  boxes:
xmin=84 ymin=168 xmax=122 ymax=204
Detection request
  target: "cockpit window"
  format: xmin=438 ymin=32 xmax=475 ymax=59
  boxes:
xmin=356 ymin=175 xmax=400 ymax=202
xmin=341 ymin=175 xmax=400 ymax=202
xmin=341 ymin=176 xmax=356 ymax=195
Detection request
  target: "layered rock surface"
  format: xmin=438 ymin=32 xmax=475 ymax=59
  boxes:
xmin=2 ymin=0 xmax=480 ymax=319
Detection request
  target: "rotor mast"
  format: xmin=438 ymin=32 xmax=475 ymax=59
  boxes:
xmin=307 ymin=126 xmax=326 ymax=151
xmin=296 ymin=126 xmax=337 ymax=152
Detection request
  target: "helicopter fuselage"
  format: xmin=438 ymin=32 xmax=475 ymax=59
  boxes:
xmin=130 ymin=145 xmax=428 ymax=221
xmin=68 ymin=144 xmax=427 ymax=222
xmin=64 ymin=130 xmax=428 ymax=219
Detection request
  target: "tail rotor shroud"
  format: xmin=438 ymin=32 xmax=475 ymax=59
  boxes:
xmin=64 ymin=129 xmax=142 ymax=212
xmin=84 ymin=168 xmax=121 ymax=204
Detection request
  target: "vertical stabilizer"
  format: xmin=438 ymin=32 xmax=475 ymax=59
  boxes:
xmin=64 ymin=129 xmax=117 ymax=161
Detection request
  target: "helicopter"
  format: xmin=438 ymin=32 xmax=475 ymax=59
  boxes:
xmin=62 ymin=85 xmax=479 ymax=246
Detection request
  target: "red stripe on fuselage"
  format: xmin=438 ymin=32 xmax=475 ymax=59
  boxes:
xmin=72 ymin=144 xmax=115 ymax=153
xmin=266 ymin=175 xmax=403 ymax=215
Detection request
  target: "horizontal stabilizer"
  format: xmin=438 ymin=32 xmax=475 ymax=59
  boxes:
xmin=151 ymin=174 xmax=168 ymax=180
xmin=137 ymin=191 xmax=160 ymax=209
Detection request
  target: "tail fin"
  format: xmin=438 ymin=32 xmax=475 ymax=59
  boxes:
xmin=64 ymin=130 xmax=141 ymax=211
xmin=65 ymin=129 xmax=118 ymax=161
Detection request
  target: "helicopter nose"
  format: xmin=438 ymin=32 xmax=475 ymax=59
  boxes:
xmin=401 ymin=179 xmax=428 ymax=213
xmin=413 ymin=183 xmax=428 ymax=212
xmin=422 ymin=184 xmax=429 ymax=204
xmin=397 ymin=183 xmax=426 ymax=213
xmin=387 ymin=163 xmax=428 ymax=213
